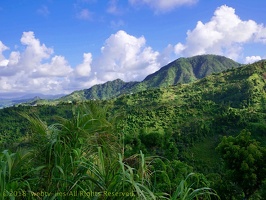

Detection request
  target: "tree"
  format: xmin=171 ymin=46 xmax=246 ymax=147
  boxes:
xmin=216 ymin=130 xmax=266 ymax=199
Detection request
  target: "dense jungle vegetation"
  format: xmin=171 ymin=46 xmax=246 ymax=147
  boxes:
xmin=0 ymin=59 xmax=266 ymax=199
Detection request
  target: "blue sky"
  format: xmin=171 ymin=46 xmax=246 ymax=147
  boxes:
xmin=0 ymin=0 xmax=266 ymax=97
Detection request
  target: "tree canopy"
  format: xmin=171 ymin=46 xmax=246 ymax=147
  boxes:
xmin=216 ymin=130 xmax=266 ymax=199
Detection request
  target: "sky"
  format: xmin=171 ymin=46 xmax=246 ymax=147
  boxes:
xmin=0 ymin=0 xmax=266 ymax=98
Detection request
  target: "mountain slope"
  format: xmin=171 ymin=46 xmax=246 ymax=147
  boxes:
xmin=116 ymin=59 xmax=266 ymax=109
xmin=83 ymin=79 xmax=138 ymax=100
xmin=141 ymin=54 xmax=241 ymax=87
xmin=59 ymin=79 xmax=139 ymax=102
xmin=58 ymin=55 xmax=242 ymax=102
xmin=112 ymin=59 xmax=266 ymax=171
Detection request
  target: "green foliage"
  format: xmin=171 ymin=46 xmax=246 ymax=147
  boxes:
xmin=170 ymin=173 xmax=219 ymax=200
xmin=216 ymin=130 xmax=266 ymax=199
xmin=0 ymin=149 xmax=43 ymax=200
xmin=258 ymin=179 xmax=266 ymax=199
xmin=183 ymin=136 xmax=221 ymax=173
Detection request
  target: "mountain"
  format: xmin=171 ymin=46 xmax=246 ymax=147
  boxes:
xmin=141 ymin=54 xmax=241 ymax=87
xmin=115 ymin=59 xmax=266 ymax=109
xmin=0 ymin=93 xmax=64 ymax=108
xmin=60 ymin=79 xmax=138 ymax=101
xmin=59 ymin=55 xmax=242 ymax=102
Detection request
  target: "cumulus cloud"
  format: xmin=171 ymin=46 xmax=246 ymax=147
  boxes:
xmin=20 ymin=31 xmax=53 ymax=69
xmin=0 ymin=41 xmax=9 ymax=66
xmin=0 ymin=59 xmax=8 ymax=67
xmin=8 ymin=51 xmax=20 ymax=66
xmin=0 ymin=32 xmax=74 ymax=95
xmin=75 ymin=53 xmax=92 ymax=77
xmin=94 ymin=30 xmax=160 ymax=82
xmin=245 ymin=56 xmax=262 ymax=64
xmin=129 ymin=0 xmax=198 ymax=12
xmin=174 ymin=5 xmax=266 ymax=61
xmin=32 ymin=55 xmax=73 ymax=78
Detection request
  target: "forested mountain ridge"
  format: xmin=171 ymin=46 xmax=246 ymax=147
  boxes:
xmin=57 ymin=54 xmax=242 ymax=102
xmin=141 ymin=54 xmax=242 ymax=87
xmin=112 ymin=59 xmax=266 ymax=137
xmin=59 ymin=79 xmax=138 ymax=102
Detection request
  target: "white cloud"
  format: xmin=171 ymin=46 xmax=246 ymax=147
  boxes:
xmin=94 ymin=30 xmax=160 ymax=82
xmin=0 ymin=60 xmax=8 ymax=67
xmin=245 ymin=56 xmax=262 ymax=64
xmin=32 ymin=55 xmax=73 ymax=77
xmin=174 ymin=43 xmax=185 ymax=55
xmin=255 ymin=25 xmax=266 ymax=43
xmin=0 ymin=32 xmax=74 ymax=95
xmin=129 ymin=0 xmax=198 ymax=12
xmin=0 ymin=41 xmax=9 ymax=66
xmin=8 ymin=51 xmax=20 ymax=66
xmin=75 ymin=53 xmax=92 ymax=77
xmin=0 ymin=41 xmax=8 ymax=53
xmin=20 ymin=31 xmax=53 ymax=69
xmin=0 ymin=77 xmax=12 ymax=90
xmin=174 ymin=5 xmax=266 ymax=61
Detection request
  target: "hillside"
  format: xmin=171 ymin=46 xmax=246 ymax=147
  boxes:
xmin=58 ymin=54 xmax=242 ymax=102
xmin=0 ymin=59 xmax=265 ymax=199
xmin=60 ymin=79 xmax=138 ymax=101
xmin=113 ymin=59 xmax=266 ymax=136
xmin=139 ymin=54 xmax=241 ymax=87
xmin=110 ymin=60 xmax=266 ymax=188
xmin=0 ymin=94 xmax=64 ymax=108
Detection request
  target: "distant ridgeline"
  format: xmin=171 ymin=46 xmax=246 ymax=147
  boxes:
xmin=56 ymin=54 xmax=242 ymax=103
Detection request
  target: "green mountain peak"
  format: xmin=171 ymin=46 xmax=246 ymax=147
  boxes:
xmin=61 ymin=54 xmax=241 ymax=101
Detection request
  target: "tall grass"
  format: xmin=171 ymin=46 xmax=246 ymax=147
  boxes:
xmin=170 ymin=173 xmax=220 ymax=200
xmin=0 ymin=149 xmax=44 ymax=200
xmin=20 ymin=103 xmax=163 ymax=199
